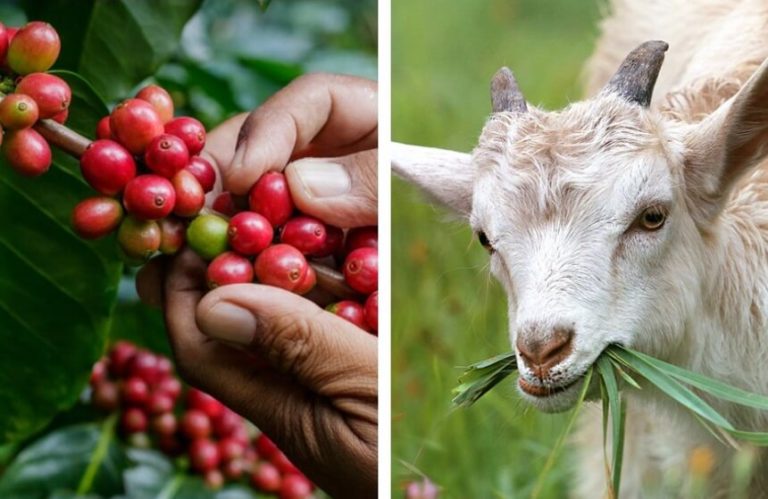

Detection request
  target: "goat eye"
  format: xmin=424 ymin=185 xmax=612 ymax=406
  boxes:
xmin=478 ymin=231 xmax=494 ymax=252
xmin=638 ymin=206 xmax=667 ymax=231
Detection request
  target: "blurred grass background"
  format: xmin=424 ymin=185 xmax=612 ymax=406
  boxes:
xmin=392 ymin=0 xmax=601 ymax=497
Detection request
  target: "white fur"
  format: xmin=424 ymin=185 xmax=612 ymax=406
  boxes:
xmin=393 ymin=1 xmax=768 ymax=496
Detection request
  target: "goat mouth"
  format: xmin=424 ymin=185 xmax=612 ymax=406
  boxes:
xmin=518 ymin=377 xmax=580 ymax=398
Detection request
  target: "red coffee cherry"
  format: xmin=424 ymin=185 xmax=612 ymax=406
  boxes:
xmin=117 ymin=216 xmax=161 ymax=263
xmin=271 ymin=451 xmax=300 ymax=475
xmin=0 ymin=93 xmax=39 ymax=129
xmin=145 ymin=133 xmax=189 ymax=178
xmin=221 ymin=459 xmax=244 ymax=480
xmin=110 ymin=99 xmax=164 ymax=154
xmin=204 ymin=469 xmax=224 ymax=489
xmin=181 ymin=409 xmax=212 ymax=440
xmin=254 ymin=244 xmax=309 ymax=292
xmin=294 ymin=265 xmax=316 ymax=295
xmin=2 ymin=127 xmax=51 ymax=176
xmin=0 ymin=23 xmax=8 ymax=68
xmin=310 ymin=224 xmax=344 ymax=258
xmin=156 ymin=356 xmax=173 ymax=378
xmin=365 ymin=291 xmax=378 ymax=333
xmin=15 ymin=72 xmax=71 ymax=118
xmin=218 ymin=437 xmax=246 ymax=462
xmin=171 ymin=169 xmax=204 ymax=217
xmin=121 ymin=407 xmax=148 ymax=434
xmin=95 ymin=116 xmax=112 ymax=140
xmin=121 ymin=376 xmax=149 ymax=406
xmin=147 ymin=392 xmax=174 ymax=415
xmin=248 ymin=172 xmax=294 ymax=227
xmin=108 ymin=341 xmax=137 ymax=378
xmin=185 ymin=156 xmax=216 ymax=193
xmin=327 ymin=300 xmax=367 ymax=330
xmin=151 ymin=412 xmax=177 ymax=437
xmin=212 ymin=191 xmax=238 ymax=217
xmin=228 ymin=211 xmax=273 ymax=256
xmin=123 ymin=174 xmax=176 ymax=220
xmin=190 ymin=442 xmax=222 ymax=476
xmin=255 ymin=433 xmax=278 ymax=459
xmin=251 ymin=462 xmax=282 ymax=492
xmin=71 ymin=197 xmax=123 ymax=240
xmin=1 ymin=27 xmax=18 ymax=68
xmin=206 ymin=252 xmax=254 ymax=289
xmin=280 ymin=216 xmax=327 ymax=255
xmin=89 ymin=359 xmax=107 ymax=387
xmin=136 ymin=84 xmax=174 ymax=124
xmin=343 ymin=247 xmax=378 ymax=294
xmin=7 ymin=21 xmax=60 ymax=74
xmin=212 ymin=408 xmax=244 ymax=438
xmin=127 ymin=351 xmax=162 ymax=384
xmin=51 ymin=108 xmax=67 ymax=124
xmin=91 ymin=380 xmax=119 ymax=412
xmin=158 ymin=217 xmax=186 ymax=255
xmin=279 ymin=474 xmax=314 ymax=499
xmin=187 ymin=388 xmax=224 ymax=419
xmin=164 ymin=116 xmax=206 ymax=155
xmin=80 ymin=139 xmax=137 ymax=195
xmin=155 ymin=376 xmax=182 ymax=400
xmin=345 ymin=225 xmax=378 ymax=252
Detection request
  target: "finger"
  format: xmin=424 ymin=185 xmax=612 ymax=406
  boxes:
xmin=225 ymin=73 xmax=377 ymax=195
xmin=285 ymin=149 xmax=378 ymax=227
xmin=195 ymin=283 xmax=378 ymax=400
xmin=135 ymin=256 xmax=167 ymax=309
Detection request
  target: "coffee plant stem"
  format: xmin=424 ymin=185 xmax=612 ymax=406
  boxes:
xmin=34 ymin=118 xmax=91 ymax=157
xmin=311 ymin=262 xmax=359 ymax=299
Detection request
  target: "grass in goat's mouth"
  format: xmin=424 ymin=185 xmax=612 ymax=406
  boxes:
xmin=452 ymin=345 xmax=768 ymax=499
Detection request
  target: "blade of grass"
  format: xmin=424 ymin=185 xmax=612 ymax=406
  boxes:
xmin=530 ymin=368 xmax=593 ymax=499
xmin=599 ymin=377 xmax=613 ymax=498
xmin=597 ymin=356 xmax=625 ymax=498
xmin=452 ymin=354 xmax=518 ymax=407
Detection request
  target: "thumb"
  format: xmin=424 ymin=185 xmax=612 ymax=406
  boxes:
xmin=195 ymin=283 xmax=377 ymax=396
xmin=285 ymin=150 xmax=378 ymax=228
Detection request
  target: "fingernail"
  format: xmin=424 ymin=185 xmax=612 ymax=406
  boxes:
xmin=290 ymin=159 xmax=351 ymax=198
xmin=199 ymin=301 xmax=256 ymax=345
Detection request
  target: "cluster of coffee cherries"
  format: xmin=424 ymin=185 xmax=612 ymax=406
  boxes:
xmin=0 ymin=21 xmax=72 ymax=176
xmin=195 ymin=179 xmax=379 ymax=333
xmin=70 ymin=82 xmax=214 ymax=266
xmin=89 ymin=341 xmax=315 ymax=497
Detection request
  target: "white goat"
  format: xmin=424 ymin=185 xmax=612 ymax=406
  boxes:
xmin=393 ymin=1 xmax=768 ymax=496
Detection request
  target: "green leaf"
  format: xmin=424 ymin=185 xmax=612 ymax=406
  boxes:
xmin=597 ymin=356 xmax=625 ymax=498
xmin=23 ymin=0 xmax=203 ymax=101
xmin=258 ymin=0 xmax=272 ymax=12
xmin=0 ymin=420 xmax=127 ymax=498
xmin=451 ymin=352 xmax=517 ymax=407
xmin=110 ymin=300 xmax=172 ymax=358
xmin=0 ymin=72 xmax=121 ymax=444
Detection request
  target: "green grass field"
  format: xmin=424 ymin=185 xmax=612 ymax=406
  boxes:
xmin=392 ymin=1 xmax=601 ymax=496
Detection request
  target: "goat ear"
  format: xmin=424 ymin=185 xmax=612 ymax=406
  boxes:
xmin=686 ymin=58 xmax=768 ymax=219
xmin=391 ymin=142 xmax=475 ymax=216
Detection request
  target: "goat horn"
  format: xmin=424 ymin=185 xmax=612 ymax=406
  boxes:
xmin=602 ymin=40 xmax=669 ymax=106
xmin=491 ymin=67 xmax=527 ymax=113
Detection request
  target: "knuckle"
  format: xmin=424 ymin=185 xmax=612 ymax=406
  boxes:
xmin=259 ymin=311 xmax=319 ymax=376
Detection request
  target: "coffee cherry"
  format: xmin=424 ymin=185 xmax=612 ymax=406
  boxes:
xmin=72 ymin=197 xmax=123 ymax=240
xmin=207 ymin=252 xmax=254 ymax=289
xmin=147 ymin=392 xmax=174 ymax=415
xmin=0 ymin=23 xmax=8 ymax=68
xmin=109 ymin=341 xmax=137 ymax=377
xmin=251 ymin=462 xmax=282 ymax=492
xmin=228 ymin=211 xmax=273 ymax=256
xmin=51 ymin=108 xmax=67 ymax=124
xmin=222 ymin=459 xmax=244 ymax=480
xmin=218 ymin=437 xmax=246 ymax=462
xmin=345 ymin=225 xmax=378 ymax=252
xmin=327 ymin=300 xmax=367 ymax=330
xmin=2 ymin=127 xmax=51 ymax=176
xmin=254 ymin=244 xmax=309 ymax=292
xmin=308 ymin=224 xmax=343 ymax=258
xmin=91 ymin=380 xmax=119 ymax=412
xmin=212 ymin=191 xmax=238 ymax=217
xmin=249 ymin=172 xmax=294 ymax=227
xmin=1 ymin=27 xmax=18 ymax=66
xmin=212 ymin=408 xmax=244 ymax=438
xmin=122 ymin=376 xmax=149 ymax=406
xmin=110 ymin=99 xmax=164 ymax=154
xmin=187 ymin=388 xmax=225 ymax=420
xmin=136 ymin=84 xmax=174 ymax=124
xmin=95 ymin=116 xmax=112 ymax=140
xmin=186 ymin=214 xmax=229 ymax=260
xmin=156 ymin=356 xmax=173 ymax=378
xmin=156 ymin=376 xmax=182 ymax=400
xmin=280 ymin=216 xmax=327 ymax=255
xmin=117 ymin=216 xmax=161 ymax=263
xmin=158 ymin=217 xmax=186 ymax=255
xmin=127 ymin=351 xmax=161 ymax=385
xmin=294 ymin=265 xmax=316 ymax=295
xmin=255 ymin=433 xmax=278 ymax=459
xmin=181 ymin=409 xmax=212 ymax=440
xmin=145 ymin=133 xmax=189 ymax=178
xmin=7 ymin=22 xmax=60 ymax=74
xmin=0 ymin=93 xmax=39 ymax=129
xmin=204 ymin=469 xmax=224 ymax=489
xmin=189 ymin=439 xmax=220 ymax=473
xmin=121 ymin=407 xmax=148 ymax=434
xmin=272 ymin=450 xmax=301 ymax=475
xmin=365 ymin=291 xmax=378 ymax=333
xmin=80 ymin=140 xmax=137 ymax=195
xmin=165 ymin=117 xmax=206 ymax=155
xmin=185 ymin=156 xmax=216 ymax=193
xmin=151 ymin=412 xmax=177 ymax=437
xmin=90 ymin=359 xmax=107 ymax=387
xmin=123 ymin=174 xmax=176 ymax=220
xmin=15 ymin=72 xmax=71 ymax=118
xmin=171 ymin=169 xmax=204 ymax=217
xmin=343 ymin=247 xmax=378 ymax=294
xmin=279 ymin=474 xmax=313 ymax=499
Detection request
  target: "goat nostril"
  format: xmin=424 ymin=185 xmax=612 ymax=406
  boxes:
xmin=516 ymin=326 xmax=574 ymax=373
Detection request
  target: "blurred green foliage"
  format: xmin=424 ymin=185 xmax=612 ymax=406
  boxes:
xmin=392 ymin=0 xmax=600 ymax=497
